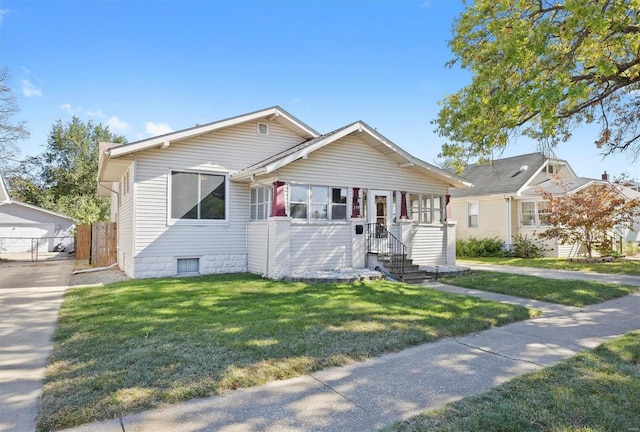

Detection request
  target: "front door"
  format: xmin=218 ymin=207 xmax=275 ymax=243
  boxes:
xmin=368 ymin=190 xmax=392 ymax=252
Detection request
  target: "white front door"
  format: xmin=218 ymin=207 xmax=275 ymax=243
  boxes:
xmin=367 ymin=190 xmax=392 ymax=227
xmin=367 ymin=190 xmax=392 ymax=253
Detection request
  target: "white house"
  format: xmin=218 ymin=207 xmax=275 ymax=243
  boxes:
xmin=0 ymin=176 xmax=75 ymax=253
xmin=97 ymin=106 xmax=471 ymax=279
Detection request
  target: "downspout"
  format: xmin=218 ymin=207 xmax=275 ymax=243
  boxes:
xmin=506 ymin=196 xmax=512 ymax=251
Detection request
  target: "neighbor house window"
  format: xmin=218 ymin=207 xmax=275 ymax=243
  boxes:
xmin=177 ymin=258 xmax=199 ymax=274
xmin=289 ymin=184 xmax=348 ymax=221
xmin=520 ymin=201 xmax=550 ymax=227
xmin=171 ymin=171 xmax=226 ymax=220
xmin=250 ymin=186 xmax=270 ymax=220
xmin=468 ymin=201 xmax=479 ymax=228
xmin=537 ymin=201 xmax=551 ymax=227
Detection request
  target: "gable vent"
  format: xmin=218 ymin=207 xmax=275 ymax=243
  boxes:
xmin=257 ymin=122 xmax=269 ymax=135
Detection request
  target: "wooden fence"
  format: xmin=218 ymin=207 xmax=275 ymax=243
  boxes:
xmin=76 ymin=222 xmax=117 ymax=266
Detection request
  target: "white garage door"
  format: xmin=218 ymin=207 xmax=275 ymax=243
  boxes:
xmin=0 ymin=224 xmax=55 ymax=253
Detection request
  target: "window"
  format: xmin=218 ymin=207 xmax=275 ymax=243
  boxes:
xmin=520 ymin=201 xmax=550 ymax=227
xmin=177 ymin=258 xmax=199 ymax=274
xmin=468 ymin=201 xmax=479 ymax=228
xmin=331 ymin=187 xmax=347 ymax=220
xmin=310 ymin=186 xmax=328 ymax=220
xmin=289 ymin=184 xmax=348 ymax=221
xmin=250 ymin=186 xmax=270 ymax=220
xmin=289 ymin=184 xmax=308 ymax=219
xmin=433 ymin=196 xmax=443 ymax=223
xmin=537 ymin=201 xmax=551 ymax=227
xmin=171 ymin=171 xmax=226 ymax=220
xmin=409 ymin=193 xmax=420 ymax=222
xmin=422 ymin=195 xmax=433 ymax=223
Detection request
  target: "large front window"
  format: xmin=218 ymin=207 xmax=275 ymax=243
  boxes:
xmin=171 ymin=171 xmax=226 ymax=220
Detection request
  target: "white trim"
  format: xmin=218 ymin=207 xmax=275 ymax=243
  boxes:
xmin=0 ymin=200 xmax=74 ymax=222
xmin=467 ymin=200 xmax=479 ymax=229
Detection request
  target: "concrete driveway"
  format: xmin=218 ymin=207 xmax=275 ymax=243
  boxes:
xmin=0 ymin=259 xmax=75 ymax=432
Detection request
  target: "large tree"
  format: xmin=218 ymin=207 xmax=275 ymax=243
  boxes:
xmin=436 ymin=0 xmax=640 ymax=170
xmin=12 ymin=117 xmax=127 ymax=224
xmin=538 ymin=180 xmax=640 ymax=257
xmin=0 ymin=68 xmax=29 ymax=170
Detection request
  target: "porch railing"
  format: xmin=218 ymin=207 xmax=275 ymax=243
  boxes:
xmin=366 ymin=223 xmax=406 ymax=280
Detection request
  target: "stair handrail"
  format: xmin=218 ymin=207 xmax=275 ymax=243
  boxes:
xmin=366 ymin=223 xmax=406 ymax=281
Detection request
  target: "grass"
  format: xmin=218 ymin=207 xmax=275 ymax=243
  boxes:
xmin=384 ymin=330 xmax=640 ymax=432
xmin=458 ymin=256 xmax=640 ymax=276
xmin=37 ymin=273 xmax=536 ymax=431
xmin=440 ymin=271 xmax=639 ymax=307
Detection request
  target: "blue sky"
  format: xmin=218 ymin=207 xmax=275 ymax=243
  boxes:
xmin=1 ymin=0 xmax=638 ymax=180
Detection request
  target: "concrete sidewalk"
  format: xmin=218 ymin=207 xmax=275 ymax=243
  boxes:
xmin=63 ymin=283 xmax=640 ymax=432
xmin=461 ymin=262 xmax=640 ymax=286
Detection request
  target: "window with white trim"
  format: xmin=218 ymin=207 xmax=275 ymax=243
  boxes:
xmin=289 ymin=184 xmax=308 ymax=219
xmin=520 ymin=201 xmax=550 ymax=227
xmin=468 ymin=201 xmax=479 ymax=228
xmin=171 ymin=171 xmax=226 ymax=220
xmin=250 ymin=186 xmax=270 ymax=220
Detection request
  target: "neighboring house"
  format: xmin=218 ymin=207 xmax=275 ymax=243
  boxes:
xmin=0 ymin=176 xmax=75 ymax=253
xmin=618 ymin=185 xmax=640 ymax=246
xmin=97 ymin=106 xmax=471 ymax=279
xmin=449 ymin=152 xmax=610 ymax=258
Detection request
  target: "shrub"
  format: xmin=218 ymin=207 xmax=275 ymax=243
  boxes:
xmin=508 ymin=234 xmax=545 ymax=258
xmin=456 ymin=236 xmax=505 ymax=257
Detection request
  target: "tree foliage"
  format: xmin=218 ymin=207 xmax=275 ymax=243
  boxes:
xmin=0 ymin=68 xmax=29 ymax=169
xmin=538 ymin=180 xmax=640 ymax=257
xmin=8 ymin=117 xmax=126 ymax=224
xmin=437 ymin=0 xmax=640 ymax=171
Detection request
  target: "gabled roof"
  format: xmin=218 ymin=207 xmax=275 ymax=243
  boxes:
xmin=230 ymin=120 xmax=472 ymax=189
xmin=450 ymin=152 xmax=574 ymax=197
xmin=98 ymin=106 xmax=320 ymax=183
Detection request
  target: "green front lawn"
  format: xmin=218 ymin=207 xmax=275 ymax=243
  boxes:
xmin=38 ymin=273 xmax=536 ymax=431
xmin=385 ymin=330 xmax=640 ymax=432
xmin=441 ymin=271 xmax=639 ymax=307
xmin=458 ymin=257 xmax=640 ymax=275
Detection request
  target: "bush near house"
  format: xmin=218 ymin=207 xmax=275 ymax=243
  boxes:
xmin=456 ymin=236 xmax=505 ymax=257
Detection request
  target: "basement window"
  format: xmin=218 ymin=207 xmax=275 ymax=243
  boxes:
xmin=177 ymin=258 xmax=199 ymax=274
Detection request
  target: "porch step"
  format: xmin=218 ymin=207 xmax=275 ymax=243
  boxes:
xmin=378 ymin=255 xmax=433 ymax=284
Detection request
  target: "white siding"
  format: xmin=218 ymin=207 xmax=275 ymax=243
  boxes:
xmin=290 ymin=223 xmax=352 ymax=272
xmin=247 ymin=222 xmax=268 ymax=275
xmin=452 ymin=197 xmax=509 ymax=242
xmin=407 ymin=225 xmax=446 ymax=265
xmin=132 ymin=121 xmax=304 ymax=261
xmin=279 ymin=136 xmax=449 ymax=194
xmin=0 ymin=203 xmax=74 ymax=252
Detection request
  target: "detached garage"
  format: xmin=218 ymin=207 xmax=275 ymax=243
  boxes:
xmin=0 ymin=177 xmax=75 ymax=253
